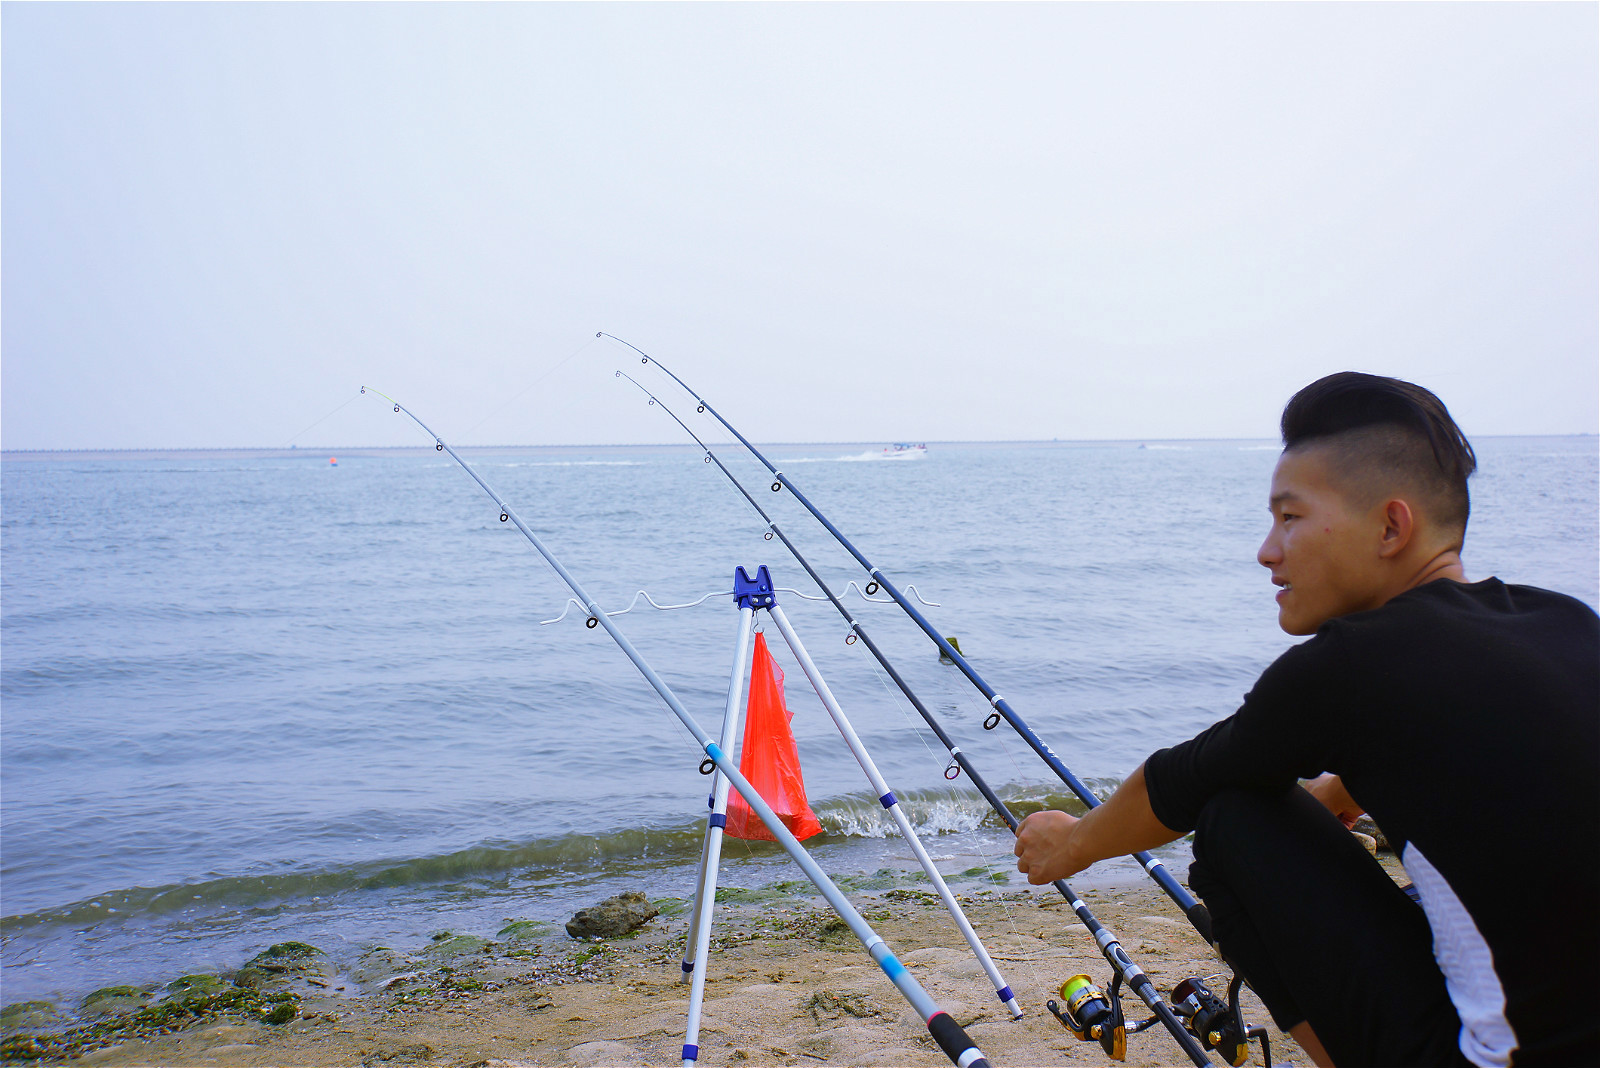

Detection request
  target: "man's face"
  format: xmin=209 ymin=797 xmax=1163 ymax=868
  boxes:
xmin=1257 ymin=447 xmax=1390 ymax=635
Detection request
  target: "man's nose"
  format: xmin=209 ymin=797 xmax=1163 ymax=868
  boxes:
xmin=1257 ymin=529 xmax=1280 ymax=568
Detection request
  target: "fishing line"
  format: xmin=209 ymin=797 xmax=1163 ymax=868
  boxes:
xmin=359 ymin=384 xmax=995 ymax=1068
xmin=459 ymin=334 xmax=601 ymax=441
xmin=284 ymin=389 xmax=364 ymax=448
xmin=607 ymin=364 xmax=1212 ymax=1064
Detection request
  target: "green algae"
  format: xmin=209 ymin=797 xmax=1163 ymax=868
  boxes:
xmin=648 ymin=897 xmax=689 ymax=917
xmin=496 ymin=919 xmax=554 ymax=940
xmin=0 ymin=983 xmax=300 ymax=1062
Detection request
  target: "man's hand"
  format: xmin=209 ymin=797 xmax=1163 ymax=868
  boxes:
xmin=1304 ymin=773 xmax=1364 ymax=828
xmin=1014 ymin=809 xmax=1086 ymax=885
xmin=1013 ymin=765 xmax=1186 ymax=884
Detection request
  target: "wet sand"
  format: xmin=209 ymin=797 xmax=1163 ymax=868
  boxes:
xmin=0 ymin=851 xmax=1409 ymax=1067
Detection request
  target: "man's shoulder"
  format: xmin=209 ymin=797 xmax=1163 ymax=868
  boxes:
xmin=1329 ymin=577 xmax=1598 ymax=636
xmin=1258 ymin=577 xmax=1598 ymax=689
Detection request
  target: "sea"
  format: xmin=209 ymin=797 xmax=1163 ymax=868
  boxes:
xmin=3 ymin=435 xmax=1596 ymax=1007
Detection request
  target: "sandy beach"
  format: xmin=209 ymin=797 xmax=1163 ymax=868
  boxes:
xmin=0 ymin=849 xmax=1410 ymax=1068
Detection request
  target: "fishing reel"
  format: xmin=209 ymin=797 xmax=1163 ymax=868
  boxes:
xmin=1169 ymin=975 xmax=1271 ymax=1068
xmin=1047 ymin=972 xmax=1127 ymax=1061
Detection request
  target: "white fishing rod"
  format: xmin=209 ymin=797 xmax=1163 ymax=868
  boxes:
xmin=360 ymin=387 xmax=994 ymax=1068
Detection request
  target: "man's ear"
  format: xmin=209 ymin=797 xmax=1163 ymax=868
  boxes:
xmin=1378 ymin=498 xmax=1415 ymax=559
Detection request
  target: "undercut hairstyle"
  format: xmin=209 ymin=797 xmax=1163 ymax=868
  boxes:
xmin=1281 ymin=372 xmax=1476 ymax=538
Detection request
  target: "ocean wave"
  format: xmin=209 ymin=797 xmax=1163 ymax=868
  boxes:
xmin=0 ymin=783 xmax=1106 ymax=934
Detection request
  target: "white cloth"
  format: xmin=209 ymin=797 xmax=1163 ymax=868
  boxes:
xmin=1402 ymin=844 xmax=1518 ymax=1067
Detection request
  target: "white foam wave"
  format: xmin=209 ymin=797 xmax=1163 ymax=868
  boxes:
xmin=816 ymin=796 xmax=991 ymax=838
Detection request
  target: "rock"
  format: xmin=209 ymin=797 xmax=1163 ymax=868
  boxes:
xmin=79 ymin=985 xmax=153 ymax=1018
xmin=236 ymin=942 xmax=336 ymax=991
xmin=165 ymin=974 xmax=230 ymax=1003
xmin=495 ymin=919 xmax=553 ymax=942
xmin=350 ymin=948 xmax=414 ymax=988
xmin=0 ymin=1000 xmax=67 ymax=1032
xmin=1352 ymin=815 xmax=1391 ymax=851
xmin=564 ymin=891 xmax=659 ymax=939
xmin=421 ymin=933 xmax=491 ymax=963
xmin=1352 ymin=831 xmax=1378 ymax=856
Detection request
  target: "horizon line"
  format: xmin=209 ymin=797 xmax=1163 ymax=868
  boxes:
xmin=3 ymin=431 xmax=1594 ymax=461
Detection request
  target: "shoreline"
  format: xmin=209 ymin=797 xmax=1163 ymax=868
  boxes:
xmin=0 ymin=854 xmax=1387 ymax=1067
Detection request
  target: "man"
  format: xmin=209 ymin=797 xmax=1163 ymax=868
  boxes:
xmin=1014 ymin=373 xmax=1599 ymax=1067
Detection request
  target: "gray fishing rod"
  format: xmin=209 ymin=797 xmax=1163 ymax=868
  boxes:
xmin=360 ymin=386 xmax=993 ymax=1068
xmin=597 ymin=333 xmax=1213 ymax=945
xmin=615 ymin=371 xmax=1213 ymax=1067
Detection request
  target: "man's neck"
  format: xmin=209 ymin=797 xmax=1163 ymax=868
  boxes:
xmin=1403 ymin=549 xmax=1467 ymax=594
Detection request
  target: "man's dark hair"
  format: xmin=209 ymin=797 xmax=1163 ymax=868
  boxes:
xmin=1281 ymin=372 xmax=1476 ymax=537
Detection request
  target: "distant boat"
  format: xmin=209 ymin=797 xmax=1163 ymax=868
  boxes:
xmin=882 ymin=443 xmax=927 ymax=457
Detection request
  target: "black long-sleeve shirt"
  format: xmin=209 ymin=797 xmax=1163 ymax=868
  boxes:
xmin=1145 ymin=578 xmax=1599 ymax=1067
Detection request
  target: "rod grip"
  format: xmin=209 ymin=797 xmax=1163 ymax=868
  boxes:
xmin=927 ymin=1011 xmax=989 ymax=1068
xmin=1186 ymin=900 xmax=1215 ymax=945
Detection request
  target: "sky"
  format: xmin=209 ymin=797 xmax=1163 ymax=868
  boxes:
xmin=3 ymin=2 xmax=1596 ymax=450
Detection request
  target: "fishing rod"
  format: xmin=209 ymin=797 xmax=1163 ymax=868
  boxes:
xmin=598 ymin=333 xmax=1212 ymax=945
xmin=360 ymin=386 xmax=993 ymax=1068
xmin=613 ymin=372 xmax=1213 ymax=1067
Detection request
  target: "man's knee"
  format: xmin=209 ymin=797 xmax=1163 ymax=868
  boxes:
xmin=1192 ymin=786 xmax=1298 ymax=873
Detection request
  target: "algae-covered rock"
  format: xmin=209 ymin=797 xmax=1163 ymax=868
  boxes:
xmin=0 ymin=1000 xmax=68 ymax=1032
xmin=235 ymin=942 xmax=334 ymax=989
xmin=565 ymin=891 xmax=658 ymax=939
xmin=0 ymin=1035 xmax=51 ymax=1060
xmin=495 ymin=919 xmax=553 ymax=942
xmin=421 ymin=932 xmax=490 ymax=962
xmin=165 ymin=975 xmax=230 ymax=1003
xmin=349 ymin=948 xmax=414 ymax=988
xmin=79 ymin=985 xmax=153 ymax=1018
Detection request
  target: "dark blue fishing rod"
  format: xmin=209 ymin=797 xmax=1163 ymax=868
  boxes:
xmin=615 ymin=371 xmax=1214 ymax=1067
xmin=362 ymin=386 xmax=993 ymax=1068
xmin=597 ymin=334 xmax=1213 ymax=945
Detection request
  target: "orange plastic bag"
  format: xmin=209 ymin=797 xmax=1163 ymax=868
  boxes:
xmin=724 ymin=632 xmax=823 ymax=842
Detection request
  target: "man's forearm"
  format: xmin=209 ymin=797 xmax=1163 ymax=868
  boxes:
xmin=1014 ymin=763 xmax=1186 ymax=884
xmin=1071 ymin=763 xmax=1186 ymax=867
